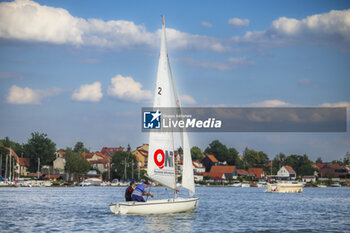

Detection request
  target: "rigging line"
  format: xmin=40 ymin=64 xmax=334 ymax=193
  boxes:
xmin=165 ymin=187 xmax=170 ymax=199
xmin=146 ymin=184 xmax=152 ymax=202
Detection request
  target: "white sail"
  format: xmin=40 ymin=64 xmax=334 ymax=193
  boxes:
xmin=166 ymin=42 xmax=195 ymax=196
xmin=147 ymin=16 xmax=176 ymax=190
xmin=181 ymin=132 xmax=195 ymax=196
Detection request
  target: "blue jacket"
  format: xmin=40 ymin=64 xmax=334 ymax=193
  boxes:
xmin=132 ymin=184 xmax=146 ymax=197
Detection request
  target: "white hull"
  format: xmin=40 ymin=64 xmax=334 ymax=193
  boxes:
xmin=257 ymin=182 xmax=268 ymax=188
xmin=266 ymin=183 xmax=303 ymax=193
xmin=109 ymin=197 xmax=199 ymax=215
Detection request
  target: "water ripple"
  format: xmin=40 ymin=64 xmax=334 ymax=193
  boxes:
xmin=0 ymin=186 xmax=349 ymax=232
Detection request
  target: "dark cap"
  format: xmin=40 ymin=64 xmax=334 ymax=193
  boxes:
xmin=144 ymin=180 xmax=150 ymax=185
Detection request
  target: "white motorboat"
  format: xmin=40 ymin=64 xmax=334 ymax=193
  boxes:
xmin=257 ymin=182 xmax=268 ymax=187
xmin=241 ymin=181 xmax=250 ymax=187
xmin=331 ymin=183 xmax=341 ymax=187
xmin=80 ymin=178 xmax=101 ymax=186
xmin=109 ymin=16 xmax=199 ymax=214
xmin=231 ymin=181 xmax=241 ymax=187
xmin=266 ymin=182 xmax=303 ymax=193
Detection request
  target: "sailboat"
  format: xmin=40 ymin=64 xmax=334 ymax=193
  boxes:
xmin=109 ymin=16 xmax=199 ymax=215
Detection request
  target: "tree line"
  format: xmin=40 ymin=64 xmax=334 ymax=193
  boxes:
xmin=1 ymin=133 xmax=349 ymax=179
xmin=189 ymin=140 xmax=350 ymax=177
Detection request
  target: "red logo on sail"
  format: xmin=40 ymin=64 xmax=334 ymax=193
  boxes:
xmin=154 ymin=149 xmax=165 ymax=169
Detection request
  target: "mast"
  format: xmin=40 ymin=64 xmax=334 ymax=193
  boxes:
xmin=37 ymin=158 xmax=40 ymax=179
xmin=9 ymin=151 xmax=12 ymax=182
xmin=162 ymin=15 xmax=177 ymax=198
xmin=124 ymin=157 xmax=127 ymax=181
xmin=5 ymin=153 xmax=8 ymax=180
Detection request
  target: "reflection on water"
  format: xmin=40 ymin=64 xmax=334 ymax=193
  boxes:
xmin=1 ymin=186 xmax=350 ymax=232
xmin=143 ymin=213 xmax=195 ymax=233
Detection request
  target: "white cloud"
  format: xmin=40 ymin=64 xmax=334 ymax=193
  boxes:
xmin=249 ymin=99 xmax=293 ymax=107
xmin=228 ymin=18 xmax=250 ymax=28
xmin=107 ymin=74 xmax=152 ymax=103
xmin=6 ymin=85 xmax=62 ymax=104
xmin=181 ymin=94 xmax=196 ymax=105
xmin=319 ymin=101 xmax=350 ymax=108
xmin=163 ymin=28 xmax=228 ymax=52
xmin=0 ymin=0 xmax=229 ymax=52
xmin=72 ymin=82 xmax=103 ymax=102
xmin=181 ymin=56 xmax=254 ymax=71
xmin=234 ymin=9 xmax=350 ymax=49
xmin=201 ymin=22 xmax=212 ymax=28
xmin=0 ymin=0 xmax=84 ymax=45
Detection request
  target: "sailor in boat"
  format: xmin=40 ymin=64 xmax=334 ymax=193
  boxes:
xmin=131 ymin=180 xmax=154 ymax=202
xmin=125 ymin=180 xmax=136 ymax=202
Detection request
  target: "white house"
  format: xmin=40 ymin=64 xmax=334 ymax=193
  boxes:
xmin=193 ymin=161 xmax=205 ymax=182
xmin=277 ymin=166 xmax=297 ymax=180
xmin=53 ymin=151 xmax=66 ymax=174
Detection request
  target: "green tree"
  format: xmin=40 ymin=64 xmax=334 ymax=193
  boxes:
xmin=0 ymin=145 xmax=9 ymax=178
xmin=23 ymin=132 xmax=56 ymax=172
xmin=204 ymin=140 xmax=230 ymax=163
xmin=284 ymin=154 xmax=315 ymax=177
xmin=3 ymin=137 xmax=11 ymax=147
xmin=73 ymin=141 xmax=89 ymax=153
xmin=315 ymin=157 xmax=323 ymax=164
xmin=111 ymin=150 xmax=137 ymax=181
xmin=65 ymin=148 xmax=91 ymax=180
xmin=0 ymin=137 xmax=24 ymax=156
xmin=191 ymin=146 xmax=202 ymax=160
xmin=228 ymin=147 xmax=242 ymax=167
xmin=272 ymin=153 xmax=286 ymax=173
xmin=242 ymin=148 xmax=269 ymax=169
xmin=344 ymin=152 xmax=350 ymax=165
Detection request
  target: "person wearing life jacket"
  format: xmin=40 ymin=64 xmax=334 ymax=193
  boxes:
xmin=131 ymin=180 xmax=154 ymax=202
xmin=125 ymin=181 xmax=136 ymax=201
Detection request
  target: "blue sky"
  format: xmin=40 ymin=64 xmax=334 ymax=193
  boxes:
xmin=0 ymin=0 xmax=349 ymax=161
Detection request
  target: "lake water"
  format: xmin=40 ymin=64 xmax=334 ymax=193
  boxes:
xmin=1 ymin=186 xmax=349 ymax=232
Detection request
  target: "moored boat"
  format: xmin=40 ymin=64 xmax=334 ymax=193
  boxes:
xmin=257 ymin=181 xmax=268 ymax=187
xmin=231 ymin=181 xmax=241 ymax=187
xmin=266 ymin=182 xmax=303 ymax=193
xmin=331 ymin=183 xmax=341 ymax=187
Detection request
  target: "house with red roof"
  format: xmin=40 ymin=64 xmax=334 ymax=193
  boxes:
xmin=201 ymin=154 xmax=218 ymax=172
xmin=204 ymin=165 xmax=237 ymax=181
xmin=277 ymin=166 xmax=297 ymax=180
xmin=82 ymin=152 xmax=111 ymax=173
xmin=6 ymin=147 xmax=30 ymax=176
xmin=248 ymin=168 xmax=267 ymax=180
xmin=319 ymin=163 xmax=347 ymax=179
xmin=237 ymin=169 xmax=250 ymax=177
xmin=132 ymin=144 xmax=148 ymax=167
xmin=101 ymin=147 xmax=125 ymax=156
xmin=312 ymin=163 xmax=348 ymax=179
